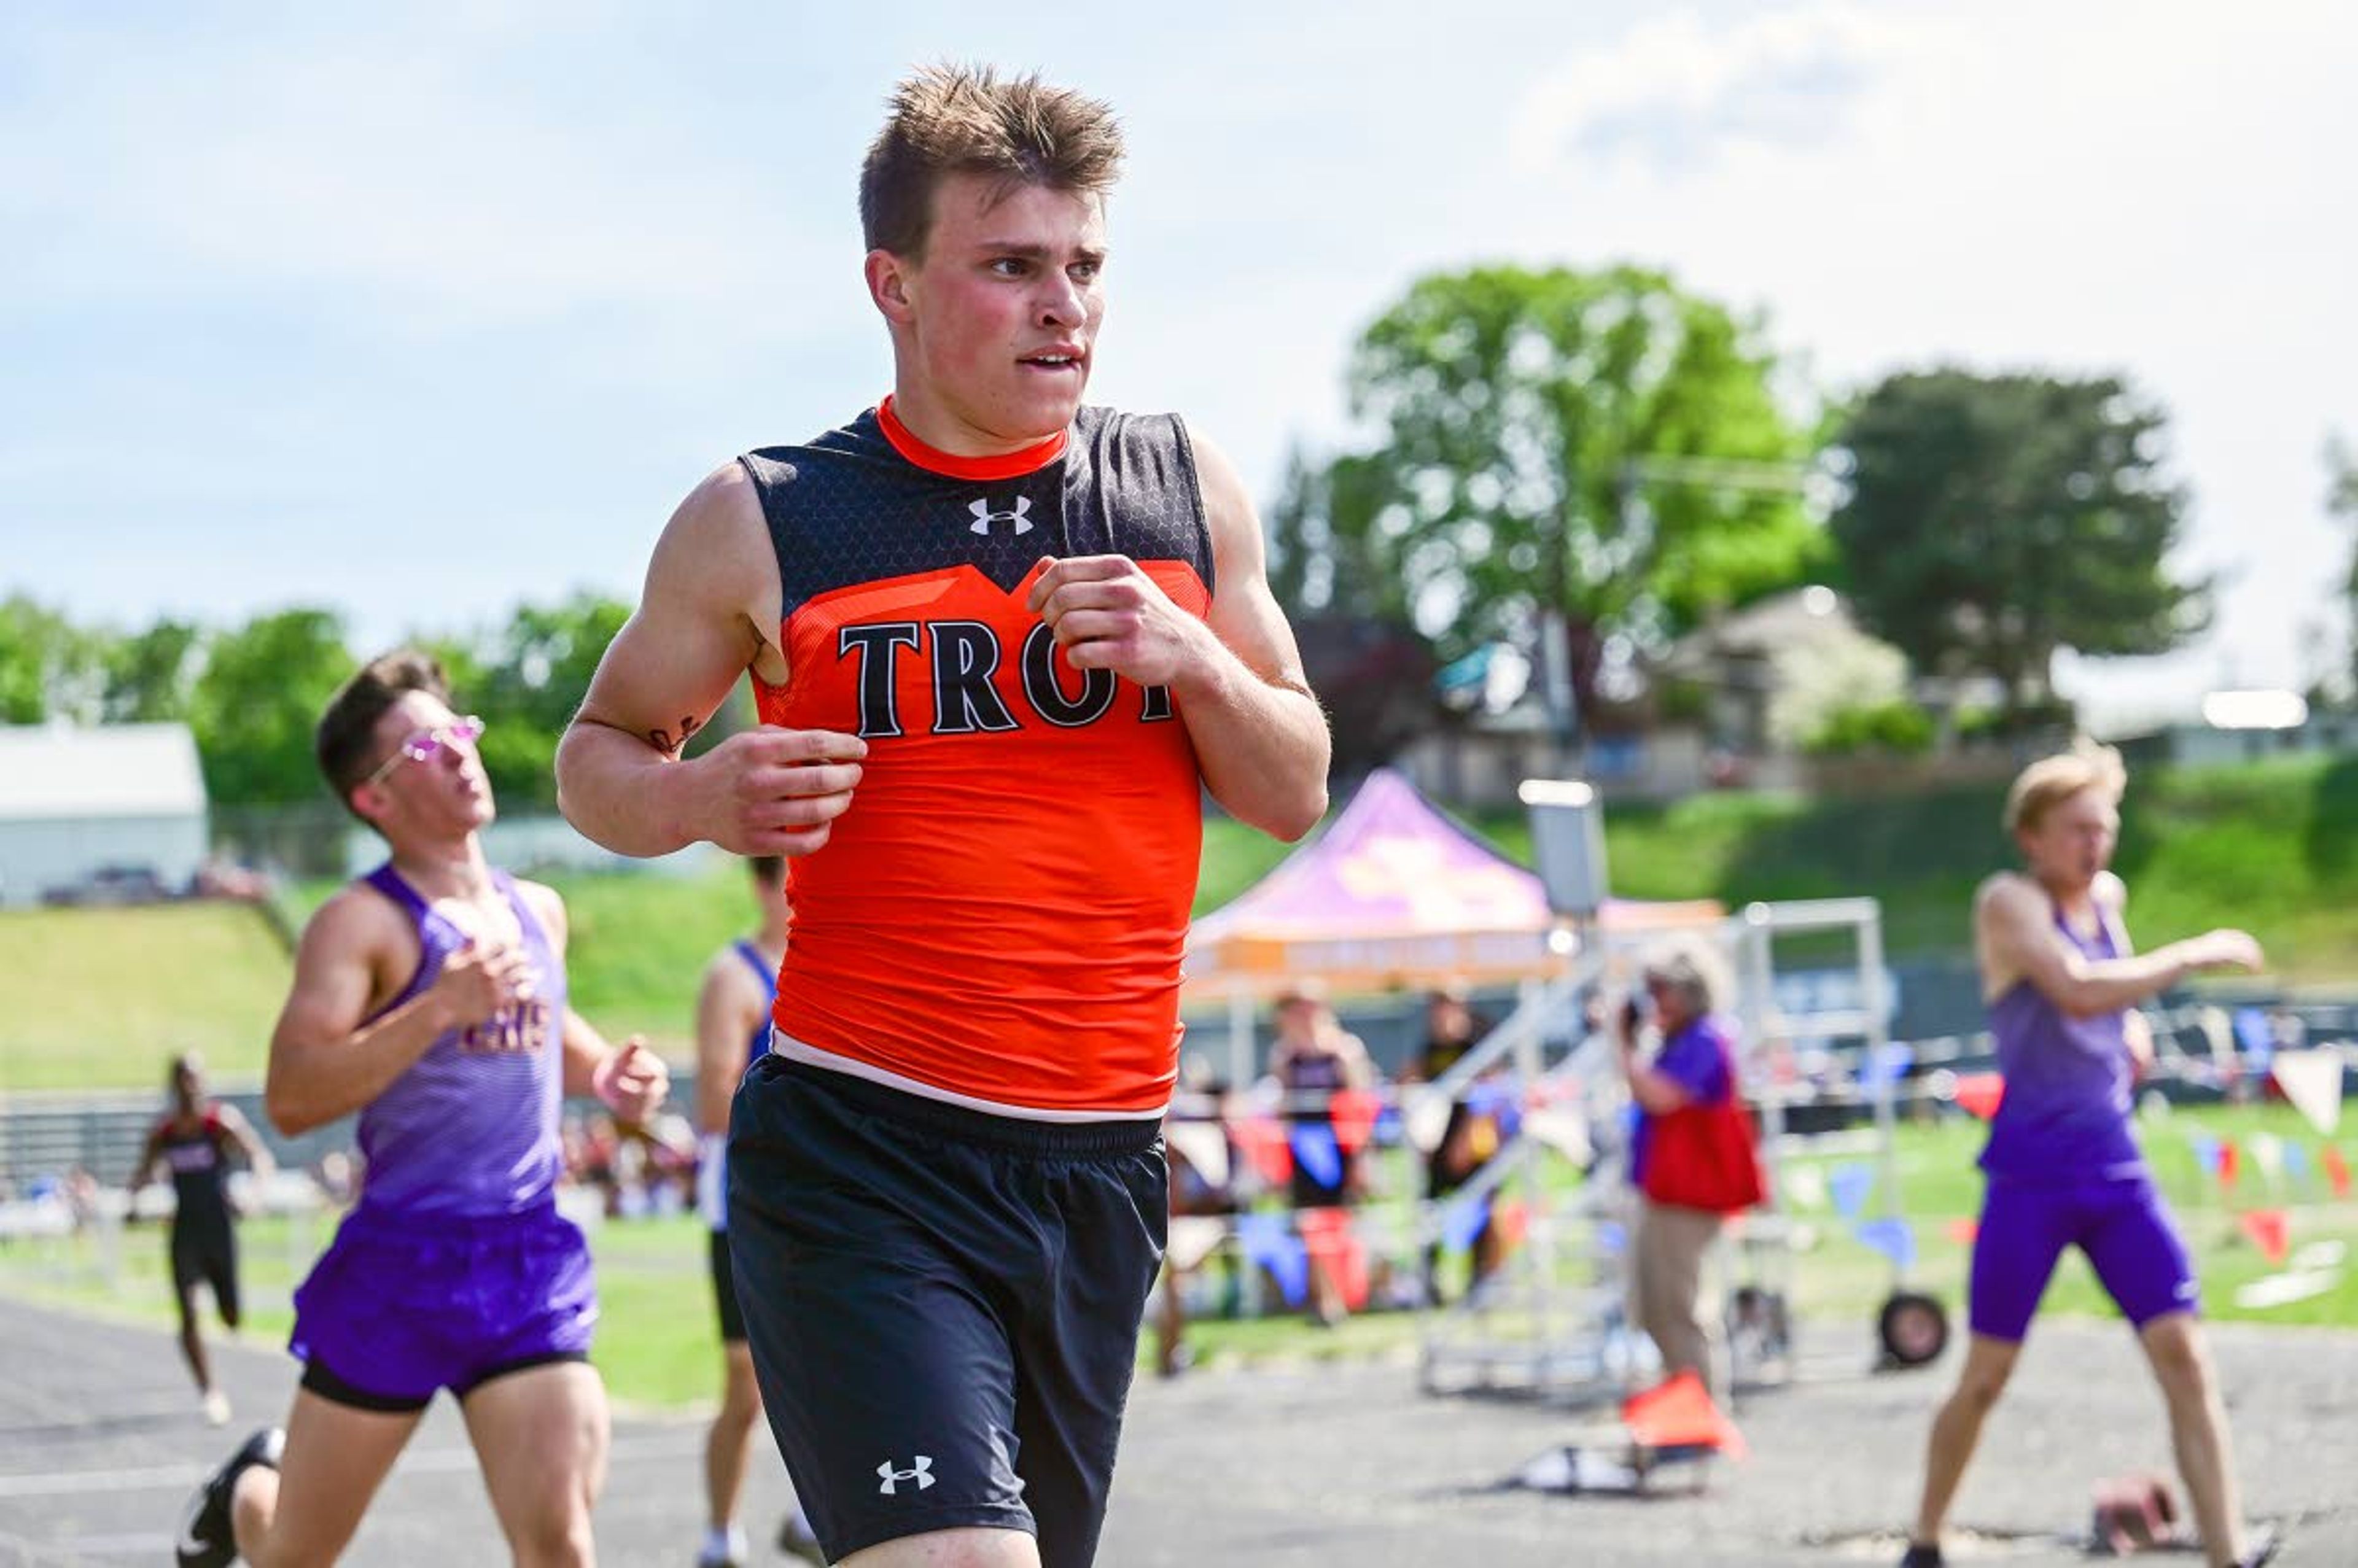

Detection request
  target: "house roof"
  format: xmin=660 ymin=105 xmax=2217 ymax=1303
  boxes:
xmin=0 ymin=723 xmax=209 ymax=820
xmin=1658 ymin=586 xmax=1869 ymax=678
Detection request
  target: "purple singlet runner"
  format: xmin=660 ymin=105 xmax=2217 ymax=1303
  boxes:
xmin=1969 ymin=904 xmax=2197 ymax=1341
xmin=287 ymin=864 xmax=596 ymax=1410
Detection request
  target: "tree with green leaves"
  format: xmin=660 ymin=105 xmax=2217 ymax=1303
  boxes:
xmin=103 ymin=618 xmax=203 ymax=723
xmin=2329 ymin=434 xmax=2358 ymax=699
xmin=1291 ymin=264 xmax=1824 ymax=735
xmin=0 ymin=594 xmax=107 ymax=724
xmin=461 ymin=592 xmax=631 ymax=808
xmin=189 ymin=608 xmax=353 ymax=804
xmin=1830 ymin=370 xmax=2208 ymax=721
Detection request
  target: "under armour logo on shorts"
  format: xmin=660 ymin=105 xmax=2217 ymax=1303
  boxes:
xmin=877 ymin=1455 xmax=935 ymax=1496
xmin=968 ymin=495 xmax=1032 ymax=536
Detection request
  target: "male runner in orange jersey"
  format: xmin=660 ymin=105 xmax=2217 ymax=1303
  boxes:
xmin=556 ymin=64 xmax=1329 ymax=1568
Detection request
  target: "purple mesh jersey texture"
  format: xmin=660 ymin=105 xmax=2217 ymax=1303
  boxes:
xmin=1980 ymin=908 xmax=2144 ymax=1183
xmin=351 ymin=864 xmax=567 ymax=1219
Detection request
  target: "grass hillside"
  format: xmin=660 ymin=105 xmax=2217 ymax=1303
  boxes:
xmin=1554 ymin=752 xmax=2358 ymax=972
xmin=10 ymin=753 xmax=2358 ymax=1090
xmin=0 ymin=903 xmax=291 ymax=1090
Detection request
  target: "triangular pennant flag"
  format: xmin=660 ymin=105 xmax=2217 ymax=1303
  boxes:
xmin=2233 ymin=1007 xmax=2274 ymax=1057
xmin=1405 ymin=1092 xmax=1453 ymax=1155
xmin=1953 ymin=1072 xmax=2006 ymax=1120
xmin=2216 ymin=1140 xmax=2241 ymax=1192
xmin=1622 ymin=1370 xmax=1746 ymax=1459
xmin=2198 ymin=1007 xmax=2235 ymax=1065
xmin=1440 ymin=1192 xmax=1490 ymax=1254
xmin=1235 ymin=1116 xmax=1293 ymax=1186
xmin=1236 ymin=1211 xmax=1309 ymax=1305
xmin=2283 ymin=1141 xmax=2311 ymax=1184
xmin=1855 ymin=1216 xmax=1918 ymax=1269
xmin=1236 ymin=1209 xmax=1287 ymax=1259
xmin=2248 ymin=1131 xmax=2285 ymax=1189
xmin=1863 ymin=1042 xmax=1916 ymax=1093
xmin=1165 ymin=1120 xmax=1231 ymax=1191
xmin=1829 ymin=1162 xmax=1875 ymax=1220
xmin=2238 ymin=1209 xmax=2289 ymax=1267
xmin=1267 ymin=1233 xmax=1310 ymax=1306
xmin=2274 ymin=1052 xmax=2345 ymax=1137
xmin=1494 ymin=1101 xmax=1525 ymax=1144
xmin=1166 ymin=1215 xmax=1228 ymax=1273
xmin=1298 ymin=1207 xmax=1371 ymax=1310
xmin=2187 ymin=1130 xmax=2222 ymax=1178
xmin=1329 ymin=1089 xmax=1382 ymax=1155
xmin=1524 ymin=1108 xmax=1592 ymax=1165
xmin=2325 ymin=1144 xmax=2352 ymax=1200
xmin=1288 ymin=1122 xmax=1344 ymax=1190
xmin=1781 ymin=1165 xmax=1829 ymax=1212
xmin=1340 ymin=1243 xmax=1371 ymax=1310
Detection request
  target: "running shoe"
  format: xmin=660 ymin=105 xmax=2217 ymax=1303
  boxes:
xmin=777 ymin=1511 xmax=825 ymax=1564
xmin=176 ymin=1426 xmax=282 ymax=1568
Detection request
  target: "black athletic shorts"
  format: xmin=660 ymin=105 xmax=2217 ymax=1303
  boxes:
xmin=709 ymin=1227 xmax=747 ymax=1344
xmin=728 ymin=1056 xmax=1167 ymax=1568
xmin=170 ymin=1214 xmax=240 ymax=1322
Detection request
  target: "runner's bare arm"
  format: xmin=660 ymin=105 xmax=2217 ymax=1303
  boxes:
xmin=1617 ymin=1036 xmax=1695 ymax=1114
xmin=216 ymin=1103 xmax=276 ymax=1180
xmin=512 ymin=882 xmax=672 ymax=1116
xmin=1026 ymin=432 xmax=1328 ymax=839
xmin=561 ymin=1009 xmax=669 ymax=1125
xmin=265 ymin=890 xmax=531 ymax=1135
xmin=1975 ymin=874 xmax=2262 ymax=1019
xmin=557 ymin=462 xmax=866 ymax=858
xmin=694 ymin=955 xmax=764 ymax=1138
xmin=130 ymin=1125 xmax=165 ymax=1192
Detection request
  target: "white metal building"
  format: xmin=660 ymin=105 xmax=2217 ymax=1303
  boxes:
xmin=0 ymin=723 xmax=209 ymax=907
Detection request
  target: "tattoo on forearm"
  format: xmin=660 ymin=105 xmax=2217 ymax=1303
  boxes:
xmin=648 ymin=715 xmax=701 ymax=758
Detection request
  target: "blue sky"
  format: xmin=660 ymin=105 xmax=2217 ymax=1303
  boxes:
xmin=3 ymin=1 xmax=2352 ymax=729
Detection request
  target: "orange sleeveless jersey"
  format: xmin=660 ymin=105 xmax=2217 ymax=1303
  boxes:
xmin=739 ymin=399 xmax=1212 ymax=1116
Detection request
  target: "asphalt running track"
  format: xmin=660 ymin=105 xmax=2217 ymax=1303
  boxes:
xmin=2 ymin=1293 xmax=2352 ymax=1565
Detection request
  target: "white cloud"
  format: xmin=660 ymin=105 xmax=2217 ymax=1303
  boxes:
xmin=1512 ymin=4 xmax=1896 ymax=176
xmin=1498 ymin=1 xmax=2358 ymax=718
xmin=4 ymin=0 xmax=2351 ymax=736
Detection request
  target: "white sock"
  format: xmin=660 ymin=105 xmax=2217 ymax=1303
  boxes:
xmin=698 ymin=1524 xmax=747 ymax=1564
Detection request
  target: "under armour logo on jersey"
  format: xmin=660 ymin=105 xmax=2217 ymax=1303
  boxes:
xmin=969 ymin=495 xmax=1032 ymax=536
xmin=877 ymin=1456 xmax=935 ymax=1496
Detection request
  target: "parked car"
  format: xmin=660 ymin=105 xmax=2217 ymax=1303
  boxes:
xmin=40 ymin=863 xmax=173 ymax=907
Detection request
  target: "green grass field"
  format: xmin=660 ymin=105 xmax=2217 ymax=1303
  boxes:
xmin=7 ymin=1104 xmax=2352 ymax=1411
xmin=14 ymin=751 xmax=2358 ymax=1089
